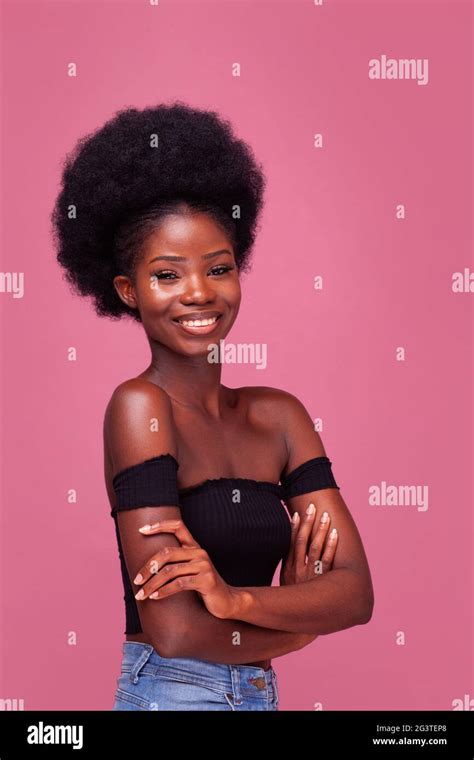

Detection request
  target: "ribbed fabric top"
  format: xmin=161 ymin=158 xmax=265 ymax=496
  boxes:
xmin=110 ymin=453 xmax=339 ymax=635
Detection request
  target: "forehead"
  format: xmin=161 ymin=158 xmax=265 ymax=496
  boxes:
xmin=142 ymin=212 xmax=232 ymax=257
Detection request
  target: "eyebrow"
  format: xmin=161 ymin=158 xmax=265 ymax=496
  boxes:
xmin=148 ymin=249 xmax=233 ymax=264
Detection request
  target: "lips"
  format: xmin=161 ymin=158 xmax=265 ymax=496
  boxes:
xmin=172 ymin=311 xmax=222 ymax=323
xmin=172 ymin=312 xmax=223 ymax=336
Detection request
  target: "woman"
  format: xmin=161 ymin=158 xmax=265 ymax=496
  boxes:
xmin=51 ymin=101 xmax=374 ymax=711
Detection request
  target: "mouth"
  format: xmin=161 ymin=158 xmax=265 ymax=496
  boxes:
xmin=172 ymin=312 xmax=223 ymax=336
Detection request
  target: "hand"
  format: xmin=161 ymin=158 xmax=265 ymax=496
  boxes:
xmin=280 ymin=503 xmax=338 ymax=586
xmin=133 ymin=518 xmax=239 ymax=620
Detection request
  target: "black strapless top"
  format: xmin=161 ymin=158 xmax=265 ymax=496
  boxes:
xmin=110 ymin=454 xmax=340 ymax=634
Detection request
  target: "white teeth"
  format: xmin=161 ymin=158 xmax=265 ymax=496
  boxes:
xmin=179 ymin=316 xmax=218 ymax=327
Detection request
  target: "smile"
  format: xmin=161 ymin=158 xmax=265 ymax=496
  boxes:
xmin=173 ymin=314 xmax=222 ymax=335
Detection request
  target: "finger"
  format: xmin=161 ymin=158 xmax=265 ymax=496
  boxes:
xmin=309 ymin=510 xmax=331 ymax=544
xmin=311 ymin=527 xmax=338 ymax=578
xmin=307 ymin=511 xmax=331 ymax=563
xmin=135 ymin=559 xmax=208 ymax=600
xmin=133 ymin=546 xmax=206 ymax=585
xmin=285 ymin=511 xmax=300 ymax=564
xmin=319 ymin=527 xmax=338 ymax=572
xmin=281 ymin=512 xmax=300 ymax=580
xmin=138 ymin=519 xmax=200 ymax=548
xmin=294 ymin=503 xmax=317 ymax=569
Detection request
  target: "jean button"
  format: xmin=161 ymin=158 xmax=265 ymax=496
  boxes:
xmin=249 ymin=676 xmax=266 ymax=690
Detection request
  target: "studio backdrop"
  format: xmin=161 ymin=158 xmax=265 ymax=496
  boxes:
xmin=0 ymin=0 xmax=472 ymax=711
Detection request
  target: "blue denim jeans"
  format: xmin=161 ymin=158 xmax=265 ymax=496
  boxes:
xmin=112 ymin=641 xmax=279 ymax=711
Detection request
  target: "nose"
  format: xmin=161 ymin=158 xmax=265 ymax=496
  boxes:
xmin=180 ymin=273 xmax=215 ymax=305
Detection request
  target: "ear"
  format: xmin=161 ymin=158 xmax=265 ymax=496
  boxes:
xmin=113 ymin=275 xmax=138 ymax=310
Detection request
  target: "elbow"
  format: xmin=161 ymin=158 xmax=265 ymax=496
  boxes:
xmin=356 ymin=588 xmax=374 ymax=625
xmin=356 ymin=604 xmax=373 ymax=626
xmin=151 ymin=637 xmax=174 ymax=659
xmin=148 ymin=603 xmax=206 ymax=659
xmin=152 ymin=634 xmax=180 ymax=659
xmin=152 ymin=627 xmax=191 ymax=659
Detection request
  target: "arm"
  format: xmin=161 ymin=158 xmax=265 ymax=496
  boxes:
xmin=117 ymin=505 xmax=314 ymax=661
xmin=105 ymin=379 xmax=315 ymax=662
xmin=225 ymin=391 xmax=375 ymax=635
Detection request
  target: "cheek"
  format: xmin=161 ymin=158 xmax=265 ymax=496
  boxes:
xmin=143 ymin=280 xmax=173 ymax=311
xmin=137 ymin=284 xmax=175 ymax=331
xmin=225 ymin=278 xmax=241 ymax=305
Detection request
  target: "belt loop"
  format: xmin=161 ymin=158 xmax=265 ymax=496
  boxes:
xmin=229 ymin=665 xmax=243 ymax=705
xmin=271 ymin=668 xmax=279 ymax=707
xmin=129 ymin=644 xmax=154 ymax=684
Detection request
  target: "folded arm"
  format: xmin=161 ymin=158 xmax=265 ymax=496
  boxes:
xmin=105 ymin=379 xmax=316 ymax=662
xmin=225 ymin=390 xmax=374 ymax=635
xmin=117 ymin=505 xmax=315 ymax=661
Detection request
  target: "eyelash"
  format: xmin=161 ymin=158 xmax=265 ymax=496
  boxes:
xmin=151 ymin=265 xmax=234 ymax=281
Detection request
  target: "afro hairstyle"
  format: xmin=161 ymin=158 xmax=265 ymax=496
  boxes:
xmin=51 ymin=101 xmax=266 ymax=322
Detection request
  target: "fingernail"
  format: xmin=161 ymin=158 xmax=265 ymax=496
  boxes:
xmin=292 ymin=512 xmax=300 ymax=523
xmin=306 ymin=503 xmax=315 ymax=516
xmin=330 ymin=528 xmax=337 ymax=539
xmin=139 ymin=525 xmax=151 ymax=533
xmin=321 ymin=512 xmax=329 ymax=523
xmin=133 ymin=574 xmax=143 ymax=584
xmin=149 ymin=591 xmax=159 ymax=599
xmin=135 ymin=589 xmax=145 ymax=600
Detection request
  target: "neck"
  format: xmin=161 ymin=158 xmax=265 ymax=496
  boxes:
xmin=143 ymin=339 xmax=229 ymax=418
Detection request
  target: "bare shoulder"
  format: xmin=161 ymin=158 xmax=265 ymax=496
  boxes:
xmin=103 ymin=378 xmax=177 ymax=473
xmin=238 ymin=385 xmax=327 ymax=462
xmin=236 ymin=384 xmax=294 ymax=407
xmin=237 ymin=385 xmax=314 ymax=425
xmin=104 ymin=377 xmax=173 ymax=435
xmin=105 ymin=376 xmax=172 ymax=411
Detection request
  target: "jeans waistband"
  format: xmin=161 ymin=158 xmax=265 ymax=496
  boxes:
xmin=119 ymin=641 xmax=278 ymax=703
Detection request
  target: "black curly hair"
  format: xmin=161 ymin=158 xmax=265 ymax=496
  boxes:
xmin=51 ymin=101 xmax=266 ymax=322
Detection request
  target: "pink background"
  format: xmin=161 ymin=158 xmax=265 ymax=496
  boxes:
xmin=1 ymin=0 xmax=472 ymax=710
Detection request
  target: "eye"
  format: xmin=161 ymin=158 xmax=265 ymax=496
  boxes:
xmin=149 ymin=265 xmax=234 ymax=283
xmin=209 ymin=265 xmax=233 ymax=276
xmin=150 ymin=270 xmax=178 ymax=281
